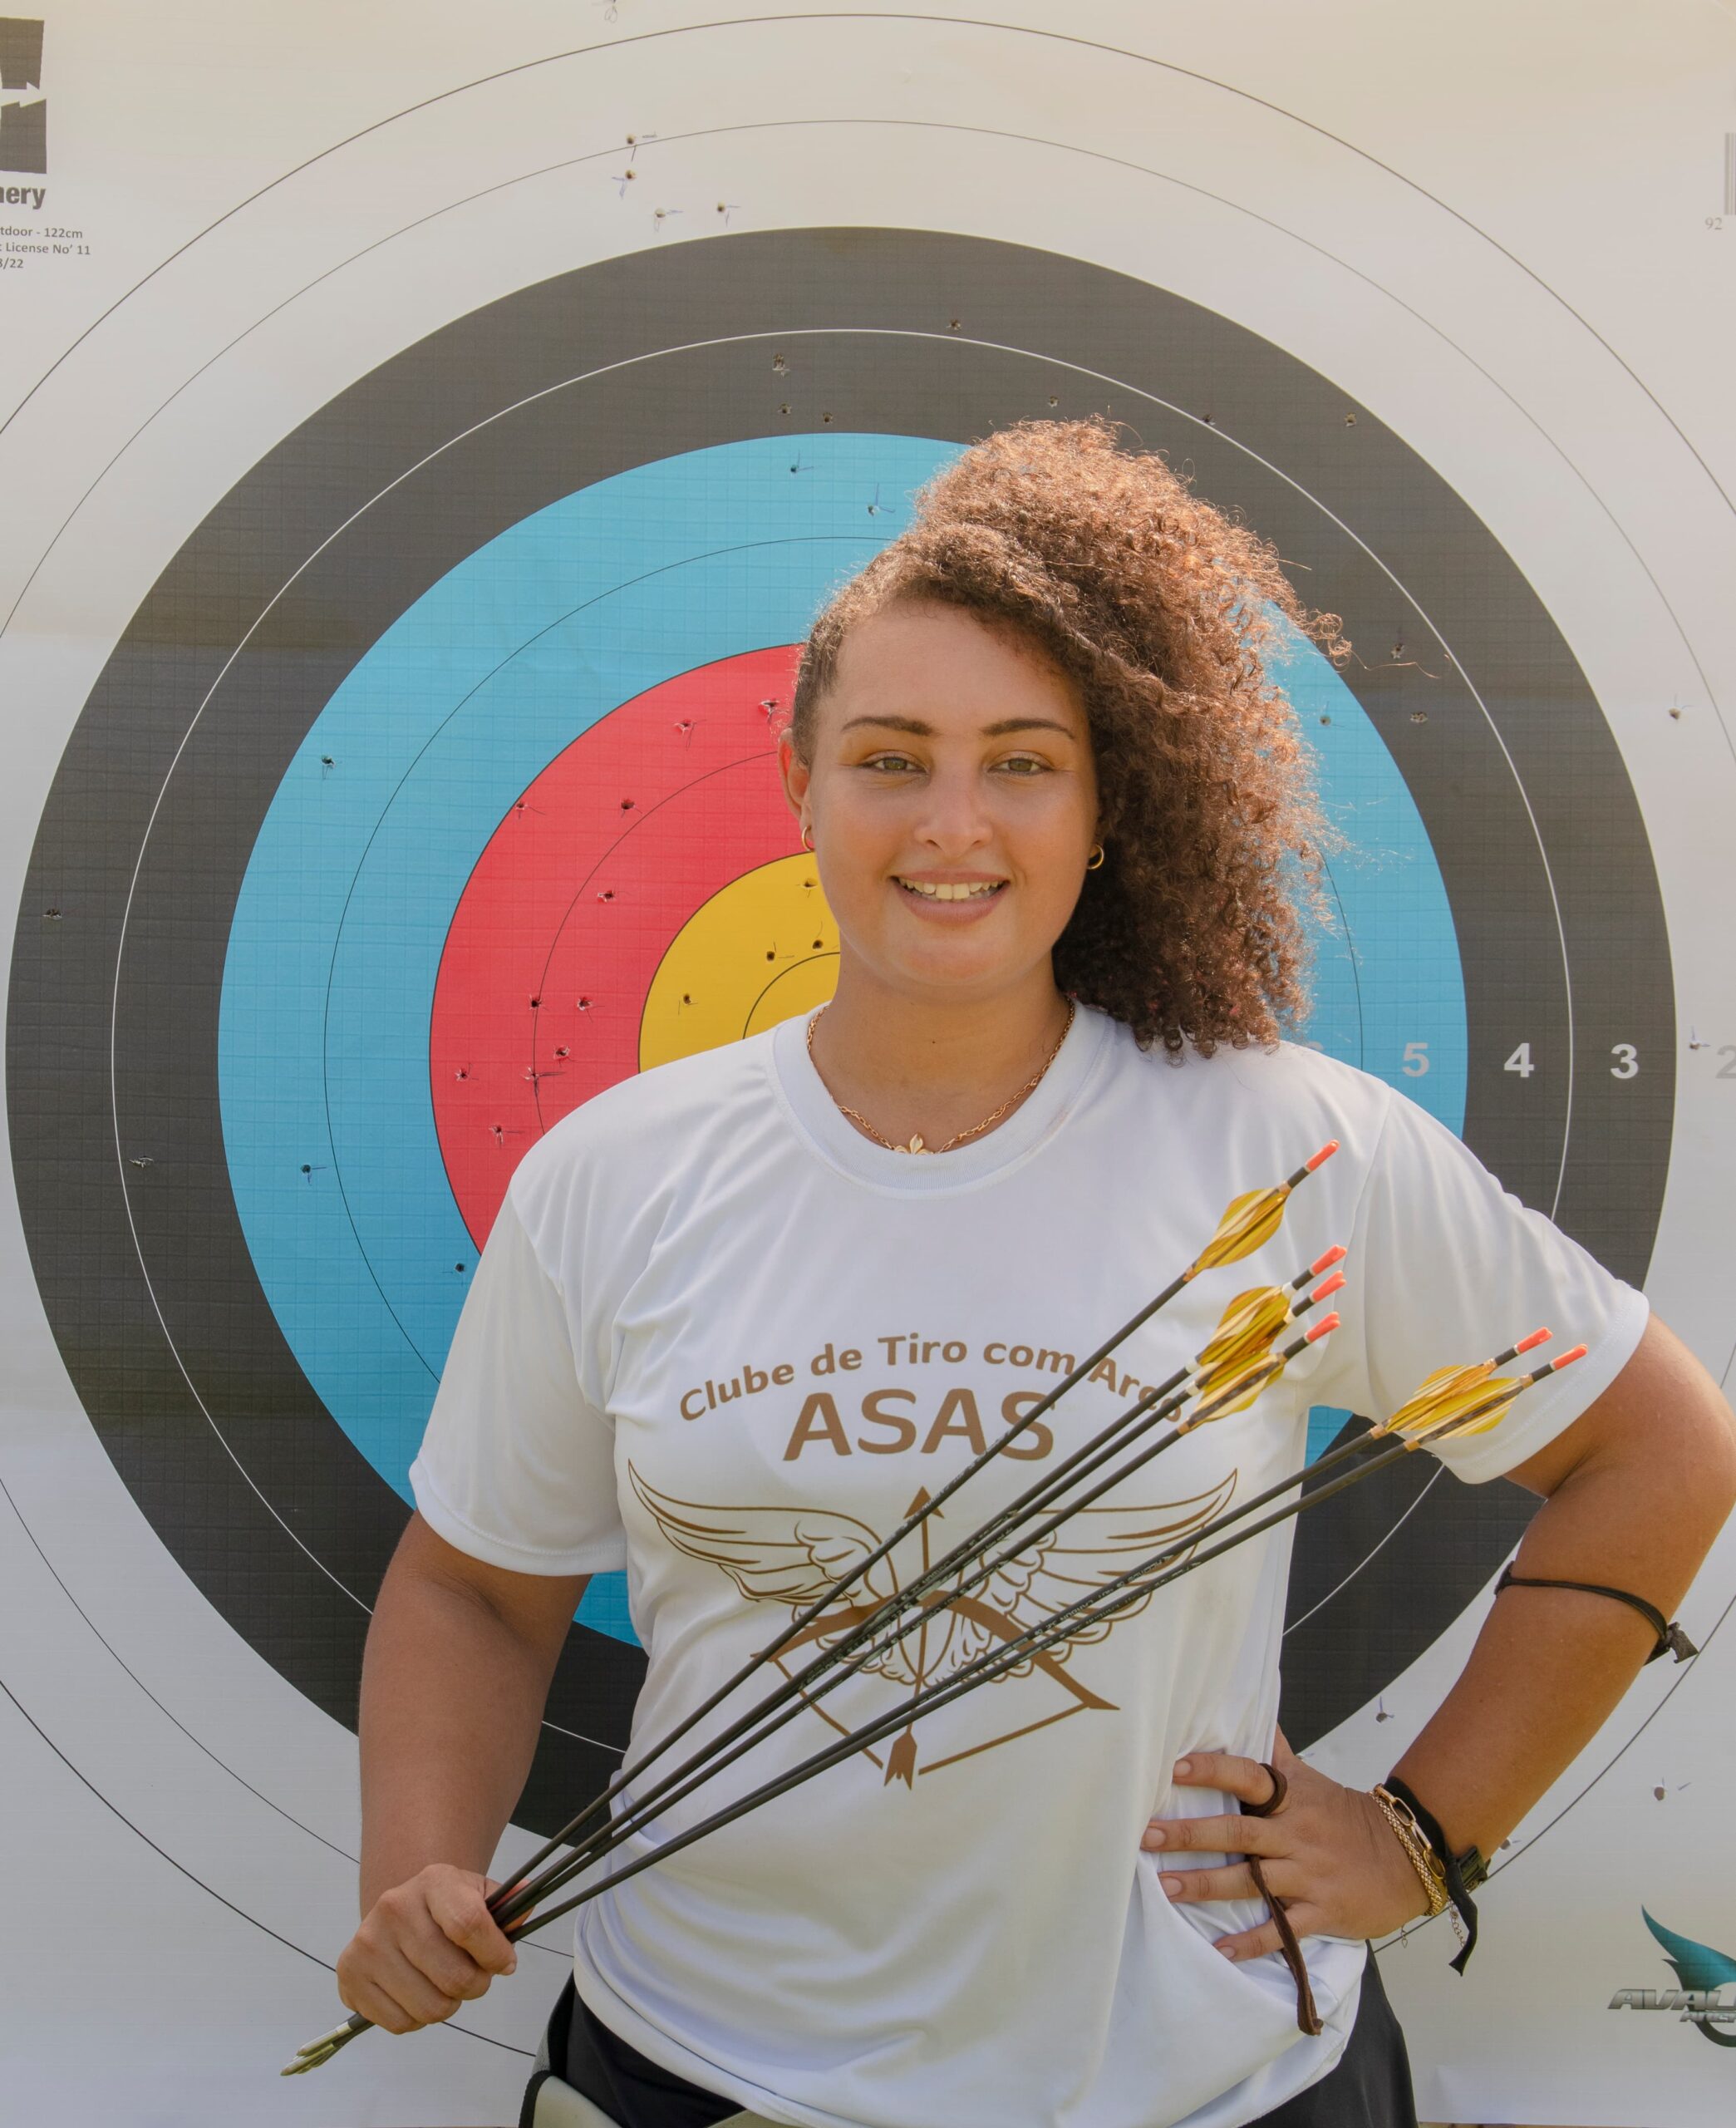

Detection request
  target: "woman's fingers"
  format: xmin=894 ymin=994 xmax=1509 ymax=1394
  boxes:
xmin=1171 ymin=1751 xmax=1284 ymax=1807
xmin=1141 ymin=1811 xmax=1276 ymax=1855
xmin=1158 ymin=1861 xmax=1261 ymax=1904
xmin=1215 ymin=1918 xmax=1282 ymax=1963
xmin=336 ymin=1863 xmax=513 ymax=2035
xmin=1160 ymin=1860 xmax=1311 ymax=1904
xmin=402 ymin=1914 xmax=497 ymax=2004
xmin=372 ymin=1874 xmax=495 ymax=2004
xmin=338 ymin=1933 xmax=464 ymax=2032
xmin=427 ymin=1873 xmax=518 ymax=1978
xmin=1150 ymin=1740 xmax=1434 ymax=1945
xmin=1212 ymin=1901 xmax=1326 ymax=1962
xmin=371 ymin=1936 xmax=469 ymax=2026
xmin=338 ymin=1969 xmax=423 ymax=2036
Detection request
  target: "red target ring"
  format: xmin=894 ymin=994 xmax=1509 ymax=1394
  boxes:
xmin=431 ymin=645 xmax=804 ymax=1245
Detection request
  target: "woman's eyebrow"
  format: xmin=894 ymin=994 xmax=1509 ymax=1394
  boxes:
xmin=838 ymin=714 xmax=1076 ymax=737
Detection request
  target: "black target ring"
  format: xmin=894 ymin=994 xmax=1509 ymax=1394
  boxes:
xmin=7 ymin=227 xmax=1672 ymax=1826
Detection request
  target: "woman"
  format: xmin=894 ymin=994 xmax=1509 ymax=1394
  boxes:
xmin=339 ymin=417 xmax=1735 ymax=2128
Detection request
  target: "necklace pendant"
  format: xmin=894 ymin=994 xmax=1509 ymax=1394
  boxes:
xmin=806 ymin=998 xmax=1075 ymax=1159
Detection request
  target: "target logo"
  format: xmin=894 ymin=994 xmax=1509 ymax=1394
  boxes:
xmin=0 ymin=18 xmax=46 ymax=176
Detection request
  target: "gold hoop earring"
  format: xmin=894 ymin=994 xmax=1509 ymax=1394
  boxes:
xmin=800 ymin=822 xmax=815 ymax=852
xmin=1085 ymin=843 xmax=1105 ymax=870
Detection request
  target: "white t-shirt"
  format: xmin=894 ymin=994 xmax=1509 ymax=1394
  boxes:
xmin=411 ymin=1002 xmax=1648 ymax=2128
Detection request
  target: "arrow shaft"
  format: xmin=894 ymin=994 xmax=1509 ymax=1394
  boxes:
xmin=514 ymin=1343 xmax=1540 ymax=1919
xmin=521 ymin=1384 xmax=1534 ymax=1934
xmin=293 ymin=1149 xmax=1344 ymax=2058
xmin=492 ymin=1367 xmax=1207 ymax=1926
xmin=488 ymin=1264 xmax=1206 ymax=1909
xmin=495 ymin=1293 xmax=1334 ymax=1926
xmin=501 ymin=1333 xmax=1340 ymax=1924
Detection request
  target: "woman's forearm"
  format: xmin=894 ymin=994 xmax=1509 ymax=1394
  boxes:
xmin=1390 ymin=1321 xmax=1736 ymax=1859
xmin=358 ymin=1516 xmax=588 ymax=1910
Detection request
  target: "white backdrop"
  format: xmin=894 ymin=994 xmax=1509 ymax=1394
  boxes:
xmin=2 ymin=6 xmax=1734 ymax=2124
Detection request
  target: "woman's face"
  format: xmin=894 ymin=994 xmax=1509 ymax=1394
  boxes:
xmin=779 ymin=598 xmax=1100 ymax=1006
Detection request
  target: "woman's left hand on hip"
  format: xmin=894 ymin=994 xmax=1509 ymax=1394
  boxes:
xmin=1139 ymin=1728 xmax=1433 ymax=1960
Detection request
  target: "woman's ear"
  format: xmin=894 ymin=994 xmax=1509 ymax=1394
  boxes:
xmin=778 ymin=730 xmax=811 ymax=824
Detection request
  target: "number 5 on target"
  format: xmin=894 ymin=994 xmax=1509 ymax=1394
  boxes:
xmin=1400 ymin=1041 xmax=1429 ymax=1076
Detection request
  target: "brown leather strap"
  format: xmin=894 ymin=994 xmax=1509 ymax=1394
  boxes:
xmin=1237 ymin=1764 xmax=1321 ymax=2035
xmin=1241 ymin=1761 xmax=1287 ymax=1817
xmin=1493 ymin=1564 xmax=1697 ymax=1664
xmin=1247 ymin=1854 xmax=1323 ymax=2036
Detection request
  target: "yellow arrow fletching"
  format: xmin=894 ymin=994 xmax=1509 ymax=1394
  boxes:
xmin=1187 ymin=1145 xmax=1338 ymax=1279
xmin=1196 ymin=1285 xmax=1291 ymax=1370
xmin=1381 ymin=1361 xmax=1496 ymax=1438
xmin=1190 ymin=1351 xmax=1285 ymax=1424
xmin=1192 ymin=1186 xmax=1290 ymax=1274
xmin=1422 ymin=1377 xmax=1523 ymax=1440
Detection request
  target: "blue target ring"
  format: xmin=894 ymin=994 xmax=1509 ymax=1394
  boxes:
xmin=217 ymin=431 xmax=1466 ymax=1647
xmin=17 ymin=229 xmax=1670 ymax=1806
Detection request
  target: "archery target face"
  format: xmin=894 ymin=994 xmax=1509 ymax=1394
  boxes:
xmin=9 ymin=226 xmax=1675 ymax=1839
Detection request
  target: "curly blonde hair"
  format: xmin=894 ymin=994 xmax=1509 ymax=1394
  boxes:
xmin=788 ymin=416 xmax=1350 ymax=1056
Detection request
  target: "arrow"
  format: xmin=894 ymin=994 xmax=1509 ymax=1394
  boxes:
xmin=482 ymin=1330 xmax=1588 ymax=1967
xmin=1190 ymin=1144 xmax=1338 ymax=1274
xmin=283 ymin=1145 xmax=1344 ymax=2067
xmin=491 ymin=1150 xmax=1341 ymax=1885
xmin=485 ymin=1297 xmax=1349 ymax=1940
xmin=1373 ymin=1331 xmax=1552 ymax=1441
xmin=489 ymin=1261 xmax=1349 ymax=1933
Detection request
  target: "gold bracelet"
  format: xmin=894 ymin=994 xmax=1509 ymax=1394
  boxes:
xmin=1370 ymin=1784 xmax=1462 ymax=1940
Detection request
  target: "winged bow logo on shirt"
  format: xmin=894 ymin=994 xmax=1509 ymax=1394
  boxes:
xmin=630 ymin=1465 xmax=1236 ymax=1783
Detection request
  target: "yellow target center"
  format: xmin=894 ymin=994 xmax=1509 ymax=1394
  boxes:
xmin=639 ymin=854 xmax=840 ymax=1071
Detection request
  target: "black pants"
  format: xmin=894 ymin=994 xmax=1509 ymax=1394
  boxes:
xmin=526 ymin=1951 xmax=1418 ymax=2128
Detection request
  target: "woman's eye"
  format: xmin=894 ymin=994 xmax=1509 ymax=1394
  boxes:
xmin=854 ymin=751 xmax=1049 ymax=775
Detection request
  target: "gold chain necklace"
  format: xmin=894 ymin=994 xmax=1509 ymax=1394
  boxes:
xmin=804 ymin=999 xmax=1076 ymax=1155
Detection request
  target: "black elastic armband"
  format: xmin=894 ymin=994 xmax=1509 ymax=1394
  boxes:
xmin=1493 ymin=1563 xmax=1698 ymax=1664
xmin=1380 ymin=1773 xmax=1481 ymax=1973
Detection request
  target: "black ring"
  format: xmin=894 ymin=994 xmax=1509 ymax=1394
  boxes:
xmin=1242 ymin=1761 xmax=1288 ymax=1817
xmin=12 ymin=224 xmax=1673 ymax=1830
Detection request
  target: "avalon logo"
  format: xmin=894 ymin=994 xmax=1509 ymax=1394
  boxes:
xmin=0 ymin=17 xmax=46 ymax=176
xmin=1608 ymin=1909 xmax=1736 ymax=2048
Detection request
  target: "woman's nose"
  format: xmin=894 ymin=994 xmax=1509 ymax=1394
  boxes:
xmin=910 ymin=766 xmax=995 ymax=852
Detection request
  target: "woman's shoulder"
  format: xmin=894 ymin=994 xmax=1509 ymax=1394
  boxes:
xmin=1103 ymin=1016 xmax=1400 ymax=1123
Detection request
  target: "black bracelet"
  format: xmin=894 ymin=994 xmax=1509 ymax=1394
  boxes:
xmin=1493 ymin=1563 xmax=1698 ymax=1664
xmin=1380 ymin=1773 xmax=1482 ymax=1973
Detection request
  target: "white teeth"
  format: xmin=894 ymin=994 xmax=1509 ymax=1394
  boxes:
xmin=899 ymin=879 xmax=1002 ymax=901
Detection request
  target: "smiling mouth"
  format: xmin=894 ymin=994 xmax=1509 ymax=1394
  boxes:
xmin=893 ymin=878 xmax=1007 ymax=902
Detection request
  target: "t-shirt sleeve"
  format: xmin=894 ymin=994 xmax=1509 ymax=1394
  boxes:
xmin=1317 ymin=1086 xmax=1650 ymax=1484
xmin=408 ymin=1181 xmax=628 ymax=1575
